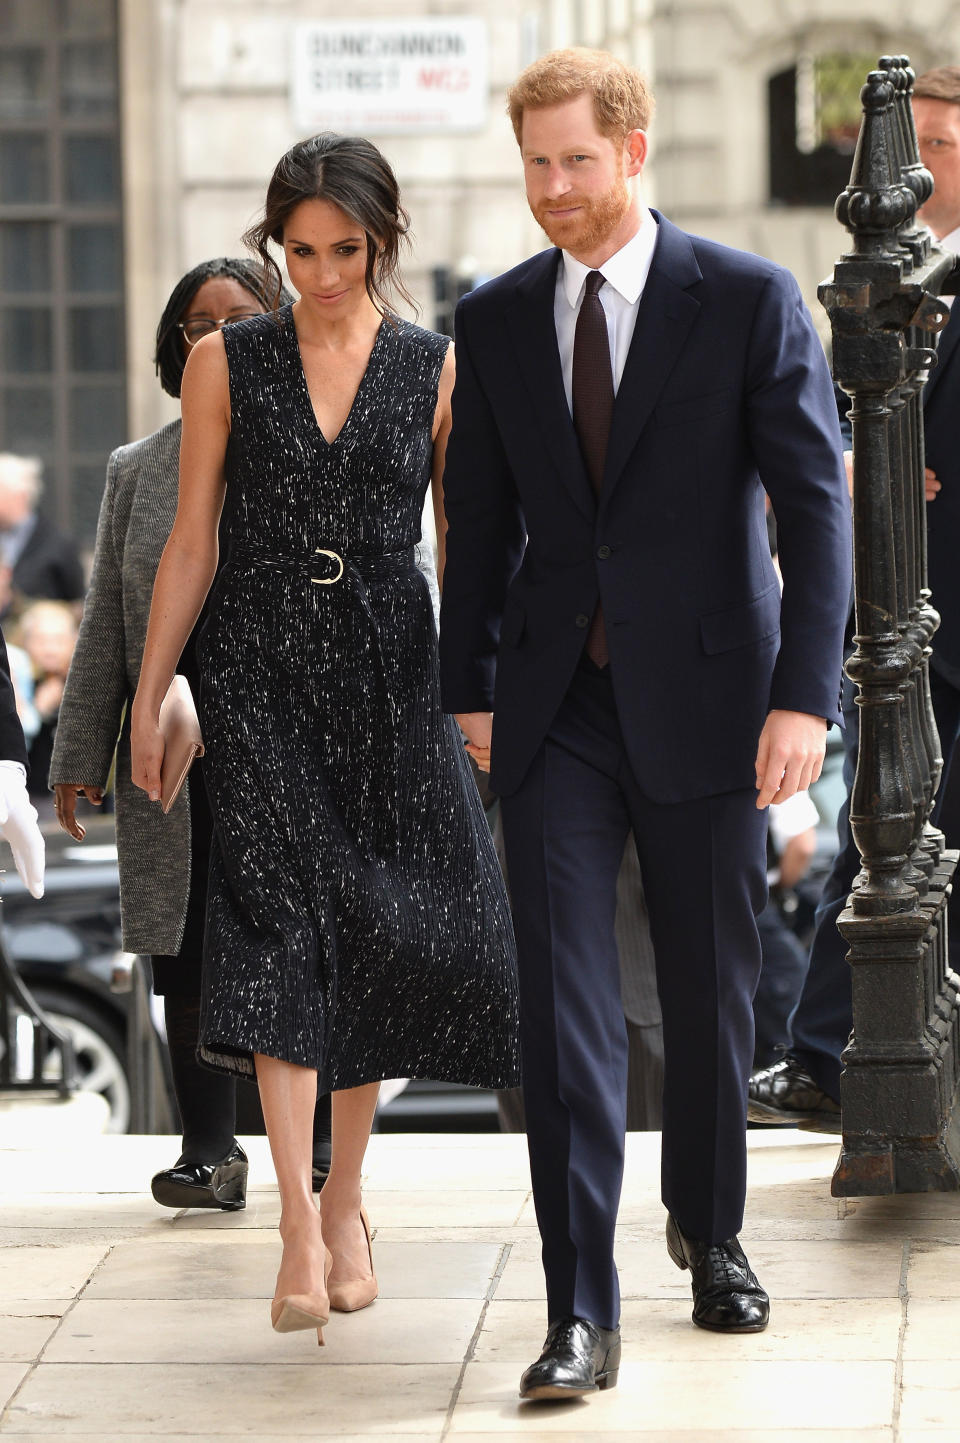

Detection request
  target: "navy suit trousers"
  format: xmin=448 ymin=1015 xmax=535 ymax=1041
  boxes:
xmin=791 ymin=668 xmax=960 ymax=1099
xmin=500 ymin=661 xmax=768 ymax=1329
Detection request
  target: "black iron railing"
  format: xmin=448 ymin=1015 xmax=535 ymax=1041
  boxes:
xmin=819 ymin=56 xmax=960 ymax=1193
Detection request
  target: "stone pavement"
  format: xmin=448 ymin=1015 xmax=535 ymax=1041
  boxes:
xmin=0 ymin=1128 xmax=958 ymax=1440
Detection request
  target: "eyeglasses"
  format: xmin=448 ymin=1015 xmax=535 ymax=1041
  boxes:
xmin=178 ymin=313 xmax=261 ymax=345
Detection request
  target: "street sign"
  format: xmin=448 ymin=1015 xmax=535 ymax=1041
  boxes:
xmin=292 ymin=18 xmax=488 ymax=135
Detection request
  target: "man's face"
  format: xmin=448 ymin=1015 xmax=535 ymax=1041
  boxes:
xmin=914 ymin=97 xmax=960 ymax=239
xmin=520 ymin=93 xmax=645 ymax=256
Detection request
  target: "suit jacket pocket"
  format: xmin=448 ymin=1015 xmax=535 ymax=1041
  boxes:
xmin=651 ymin=387 xmax=735 ymax=429
xmin=699 ymin=582 xmax=780 ymax=655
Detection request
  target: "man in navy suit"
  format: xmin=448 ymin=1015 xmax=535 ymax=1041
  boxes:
xmin=749 ymin=64 xmax=960 ymax=1129
xmin=439 ymin=48 xmax=851 ymax=1399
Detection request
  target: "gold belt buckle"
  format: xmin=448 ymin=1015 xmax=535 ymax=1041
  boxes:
xmin=311 ymin=548 xmax=344 ymax=585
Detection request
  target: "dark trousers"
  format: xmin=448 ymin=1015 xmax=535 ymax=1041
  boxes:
xmin=753 ymin=898 xmax=811 ymax=1068
xmin=791 ymin=667 xmax=960 ymax=1099
xmin=500 ymin=662 xmax=768 ymax=1330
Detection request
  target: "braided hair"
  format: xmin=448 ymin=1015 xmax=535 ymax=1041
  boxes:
xmin=154 ymin=257 xmax=293 ymax=398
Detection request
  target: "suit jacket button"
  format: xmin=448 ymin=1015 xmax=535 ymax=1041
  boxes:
xmin=597 ymin=545 xmax=611 ymax=559
xmin=575 ymin=613 xmax=590 ymax=628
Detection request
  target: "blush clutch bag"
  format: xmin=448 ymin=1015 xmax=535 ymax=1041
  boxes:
xmin=158 ymin=674 xmax=205 ymax=815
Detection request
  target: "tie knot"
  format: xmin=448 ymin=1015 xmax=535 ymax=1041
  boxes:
xmin=585 ymin=270 xmax=605 ymax=297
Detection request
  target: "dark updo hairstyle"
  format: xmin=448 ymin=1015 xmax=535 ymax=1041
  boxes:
xmin=154 ymin=257 xmax=293 ymax=398
xmin=242 ymin=133 xmax=415 ymax=320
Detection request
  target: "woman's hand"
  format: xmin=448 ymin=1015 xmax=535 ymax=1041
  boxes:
xmin=53 ymin=783 xmax=104 ymax=841
xmin=131 ymin=705 xmax=165 ymax=803
xmin=456 ymin=711 xmax=492 ymax=773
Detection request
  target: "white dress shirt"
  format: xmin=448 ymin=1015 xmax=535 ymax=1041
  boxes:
xmin=554 ymin=209 xmax=659 ymax=413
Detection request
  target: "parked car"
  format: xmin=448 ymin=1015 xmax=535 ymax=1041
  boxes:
xmin=1 ymin=813 xmax=135 ymax=1131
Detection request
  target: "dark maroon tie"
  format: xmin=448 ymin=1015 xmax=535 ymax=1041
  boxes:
xmin=572 ymin=269 xmax=612 ymax=667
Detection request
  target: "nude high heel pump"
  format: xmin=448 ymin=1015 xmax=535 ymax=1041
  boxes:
xmin=327 ymin=1206 xmax=378 ymax=1313
xmin=271 ymin=1248 xmax=332 ymax=1345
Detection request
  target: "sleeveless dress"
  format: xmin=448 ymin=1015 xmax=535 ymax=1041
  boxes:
xmin=196 ymin=307 xmax=520 ymax=1091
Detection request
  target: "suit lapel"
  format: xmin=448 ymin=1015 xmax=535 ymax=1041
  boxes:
xmin=925 ymin=301 xmax=960 ymax=405
xmin=601 ymin=215 xmax=702 ymax=509
xmin=506 ymin=250 xmax=596 ymax=521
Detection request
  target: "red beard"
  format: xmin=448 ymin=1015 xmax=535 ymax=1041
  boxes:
xmin=532 ymin=176 xmax=630 ymax=253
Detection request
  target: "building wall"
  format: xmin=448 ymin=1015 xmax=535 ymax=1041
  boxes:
xmin=119 ymin=0 xmax=960 ymax=440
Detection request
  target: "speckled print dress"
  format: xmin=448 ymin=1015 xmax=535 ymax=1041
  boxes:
xmin=196 ymin=306 xmax=520 ymax=1090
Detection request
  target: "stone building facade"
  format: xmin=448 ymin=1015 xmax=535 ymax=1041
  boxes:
xmin=3 ymin=0 xmax=958 ymax=536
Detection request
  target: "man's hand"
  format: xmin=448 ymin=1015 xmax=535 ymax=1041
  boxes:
xmin=455 ymin=712 xmax=493 ymax=774
xmin=849 ymin=450 xmax=940 ymax=503
xmin=0 ymin=763 xmax=44 ymax=897
xmin=755 ymin=710 xmax=827 ymax=809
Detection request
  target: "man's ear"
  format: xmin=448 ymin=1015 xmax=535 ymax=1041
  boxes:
xmin=624 ymin=128 xmax=648 ymax=176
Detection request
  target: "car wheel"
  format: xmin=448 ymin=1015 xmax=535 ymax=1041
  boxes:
xmin=30 ymin=987 xmax=131 ymax=1135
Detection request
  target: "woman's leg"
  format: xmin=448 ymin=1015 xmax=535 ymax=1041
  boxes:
xmin=321 ymin=1082 xmax=380 ymax=1287
xmin=255 ymin=1054 xmax=327 ymax=1303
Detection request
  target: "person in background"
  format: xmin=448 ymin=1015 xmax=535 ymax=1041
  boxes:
xmin=0 ymin=628 xmax=44 ymax=900
xmin=13 ymin=600 xmax=79 ymax=805
xmin=753 ymin=790 xmax=819 ymax=1069
xmin=0 ymin=455 xmax=84 ymax=621
xmin=749 ymin=64 xmax=960 ymax=1127
xmin=49 ymin=259 xmax=333 ymax=1210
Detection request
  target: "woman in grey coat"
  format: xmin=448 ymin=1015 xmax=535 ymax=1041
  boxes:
xmin=49 ymin=260 xmax=326 ymax=1208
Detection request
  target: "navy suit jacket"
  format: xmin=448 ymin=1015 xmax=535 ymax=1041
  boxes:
xmin=439 ymin=213 xmax=852 ymax=802
xmin=924 ymin=303 xmax=960 ymax=679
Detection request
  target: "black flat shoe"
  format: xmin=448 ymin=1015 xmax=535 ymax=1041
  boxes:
xmin=311 ymin=1137 xmax=331 ymax=1192
xmin=150 ymin=1141 xmax=248 ymax=1211
xmin=519 ymin=1316 xmax=621 ymax=1401
xmin=747 ymin=1054 xmax=841 ymax=1130
xmin=666 ymin=1214 xmax=769 ymax=1332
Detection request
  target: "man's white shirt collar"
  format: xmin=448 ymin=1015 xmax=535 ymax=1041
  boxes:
xmin=560 ymin=209 xmax=658 ymax=309
xmin=937 ymin=221 xmax=960 ymax=256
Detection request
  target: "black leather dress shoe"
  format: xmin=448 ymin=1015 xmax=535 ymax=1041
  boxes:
xmin=150 ymin=1141 xmax=248 ymax=1211
xmin=666 ymin=1214 xmax=769 ymax=1333
xmin=519 ymin=1316 xmax=621 ymax=1401
xmin=747 ymin=1054 xmax=842 ymax=1131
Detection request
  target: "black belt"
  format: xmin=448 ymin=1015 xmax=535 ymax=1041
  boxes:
xmin=225 ymin=543 xmax=417 ymax=859
xmin=229 ymin=544 xmax=415 ymax=585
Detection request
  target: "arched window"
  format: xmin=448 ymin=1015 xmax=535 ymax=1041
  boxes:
xmin=769 ymin=52 xmax=875 ymax=206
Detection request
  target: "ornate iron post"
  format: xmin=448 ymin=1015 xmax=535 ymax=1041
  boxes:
xmin=819 ymin=57 xmax=960 ymax=1193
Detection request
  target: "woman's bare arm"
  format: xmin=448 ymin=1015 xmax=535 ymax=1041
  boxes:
xmin=430 ymin=344 xmax=455 ymax=591
xmin=130 ymin=333 xmax=230 ymax=799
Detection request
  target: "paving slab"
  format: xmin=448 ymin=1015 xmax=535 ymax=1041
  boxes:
xmin=5 ymin=1361 xmax=458 ymax=1435
xmin=43 ymin=1296 xmax=485 ymax=1365
xmin=0 ymin=1245 xmax=109 ymax=1302
xmin=0 ymin=1128 xmax=957 ymax=1437
xmin=449 ymin=1358 xmax=896 ymax=1433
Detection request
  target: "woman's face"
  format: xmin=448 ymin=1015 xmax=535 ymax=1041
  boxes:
xmin=281 ymin=199 xmax=371 ymax=316
xmin=179 ymin=276 xmax=265 ymax=355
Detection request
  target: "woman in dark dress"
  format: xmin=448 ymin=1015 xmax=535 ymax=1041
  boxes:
xmin=130 ymin=136 xmax=519 ymax=1342
xmin=51 ymin=259 xmax=337 ymax=1206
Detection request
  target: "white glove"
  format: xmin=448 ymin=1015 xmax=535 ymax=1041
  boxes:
xmin=0 ymin=761 xmax=44 ymax=898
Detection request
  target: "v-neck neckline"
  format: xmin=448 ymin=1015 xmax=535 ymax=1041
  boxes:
xmin=286 ymin=305 xmax=388 ymax=446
